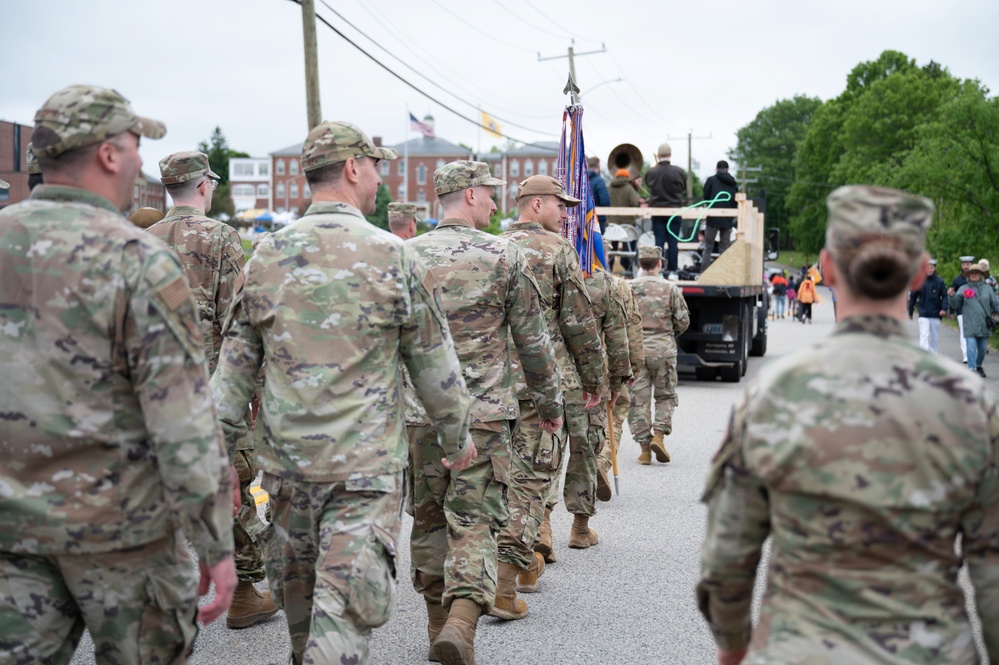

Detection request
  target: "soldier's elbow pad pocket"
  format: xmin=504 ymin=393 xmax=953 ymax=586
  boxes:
xmin=344 ymin=525 xmax=398 ymax=629
xmin=140 ymin=563 xmax=199 ymax=659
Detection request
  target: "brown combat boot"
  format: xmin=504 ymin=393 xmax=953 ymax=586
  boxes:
xmin=488 ymin=562 xmax=529 ymax=620
xmin=434 ymin=598 xmax=481 ymax=665
xmin=535 ymin=508 xmax=556 ymax=563
xmin=567 ymin=514 xmax=599 ymax=549
xmin=426 ymin=600 xmax=449 ymax=662
xmin=596 ymin=463 xmax=612 ymax=501
xmin=637 ymin=443 xmax=652 ymax=465
xmin=516 ymin=551 xmax=546 ymax=594
xmin=649 ymin=430 xmax=670 ymax=463
xmin=226 ymin=580 xmax=279 ymax=629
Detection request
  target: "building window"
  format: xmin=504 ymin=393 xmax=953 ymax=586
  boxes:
xmin=277 ymin=206 xmax=286 ymax=213
xmin=398 ymin=185 xmax=405 ymax=200
xmin=276 ymin=183 xmax=285 ymax=198
xmin=509 ymin=160 xmax=519 ymax=178
xmin=417 ymin=164 xmax=426 ymax=185
xmin=259 ymin=163 xmax=269 ymax=176
xmin=398 ymin=158 xmax=407 ymax=176
xmin=436 ymin=159 xmax=446 ymax=169
xmin=539 ymin=160 xmax=548 ymax=176
xmin=417 ymin=189 xmax=426 ymax=202
xmin=525 ymin=159 xmax=534 ymax=177
xmin=381 ymin=160 xmax=389 ymax=176
xmin=304 ymin=183 xmax=311 ymax=198
xmin=232 ymin=184 xmax=254 ymax=197
xmin=290 ymin=160 xmax=298 ymax=176
xmin=233 ymin=162 xmax=254 ymax=177
xmin=290 ymin=183 xmax=299 ymax=199
xmin=276 ymin=159 xmax=285 ymax=176
xmin=257 ymin=184 xmax=269 ymax=198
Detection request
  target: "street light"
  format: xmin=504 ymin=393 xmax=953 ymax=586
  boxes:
xmin=581 ymin=77 xmax=623 ymax=98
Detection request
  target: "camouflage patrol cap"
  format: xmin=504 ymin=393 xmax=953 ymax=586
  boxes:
xmin=25 ymin=143 xmax=40 ymax=175
xmin=159 ymin=151 xmax=220 ymax=185
xmin=515 ymin=175 xmax=581 ymax=206
xmin=434 ymin=160 xmax=506 ymax=196
xmin=387 ymin=202 xmax=421 ymax=221
xmin=639 ymin=245 xmax=662 ymax=260
xmin=825 ymin=185 xmax=933 ymax=256
xmin=301 ymin=121 xmax=398 ymax=173
xmin=129 ymin=207 xmax=165 ymax=229
xmin=0 ymin=179 xmax=8 ymax=190
xmin=33 ymin=85 xmax=166 ymax=158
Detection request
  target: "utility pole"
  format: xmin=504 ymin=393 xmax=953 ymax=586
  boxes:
xmin=301 ymin=0 xmax=322 ymax=131
xmin=667 ymin=130 xmax=711 ymax=201
xmin=538 ymin=39 xmax=607 ymax=97
xmin=740 ymin=165 xmax=763 ymax=192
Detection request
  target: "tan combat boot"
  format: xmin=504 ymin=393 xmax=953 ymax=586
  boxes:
xmin=434 ymin=598 xmax=481 ymax=665
xmin=596 ymin=463 xmax=612 ymax=502
xmin=649 ymin=430 xmax=670 ymax=463
xmin=226 ymin=580 xmax=280 ymax=629
xmin=567 ymin=514 xmax=599 ymax=549
xmin=535 ymin=508 xmax=556 ymax=564
xmin=516 ymin=551 xmax=547 ymax=594
xmin=487 ymin=562 xmax=528 ymax=620
xmin=637 ymin=443 xmax=652 ymax=465
xmin=426 ymin=600 xmax=449 ymax=662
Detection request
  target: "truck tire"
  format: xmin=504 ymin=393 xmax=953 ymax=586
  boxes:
xmin=720 ymin=361 xmax=742 ymax=383
xmin=695 ymin=367 xmax=716 ymax=382
xmin=750 ymin=297 xmax=768 ymax=357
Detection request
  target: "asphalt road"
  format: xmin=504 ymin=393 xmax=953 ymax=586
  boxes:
xmin=71 ymin=288 xmax=993 ymax=664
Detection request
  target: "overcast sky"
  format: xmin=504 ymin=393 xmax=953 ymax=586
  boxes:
xmin=3 ymin=0 xmax=997 ymax=182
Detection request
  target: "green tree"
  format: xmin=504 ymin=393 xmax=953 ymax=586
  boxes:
xmin=365 ymin=184 xmax=392 ymax=231
xmin=730 ymin=95 xmax=822 ymax=245
xmin=196 ymin=126 xmax=250 ymax=218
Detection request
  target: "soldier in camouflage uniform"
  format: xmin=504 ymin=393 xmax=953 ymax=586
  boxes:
xmin=407 ymin=161 xmax=563 ymax=664
xmin=628 ymin=246 xmax=690 ymax=464
xmin=496 ymin=174 xmax=605 ymax=605
xmin=149 ymin=151 xmax=277 ymax=629
xmin=698 ymin=185 xmax=999 ymax=665
xmin=212 ymin=122 xmax=473 ymax=665
xmin=388 ymin=201 xmax=420 ymax=239
xmin=25 ymin=142 xmax=43 ymax=190
xmin=598 ymin=273 xmax=644 ymax=495
xmin=562 ymin=267 xmax=630 ymax=545
xmin=0 ymin=84 xmax=236 ymax=663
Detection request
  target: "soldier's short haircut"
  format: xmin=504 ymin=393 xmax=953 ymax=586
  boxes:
xmin=388 ymin=216 xmax=412 ymax=231
xmin=164 ymin=178 xmax=201 ymax=199
xmin=639 ymin=257 xmax=661 ymax=271
xmin=516 ymin=193 xmax=551 ymax=214
xmin=305 ymin=161 xmax=346 ymax=189
xmin=37 ymin=131 xmax=129 ymax=177
xmin=437 ymin=189 xmax=465 ymax=210
xmin=28 ymin=173 xmax=44 ymax=191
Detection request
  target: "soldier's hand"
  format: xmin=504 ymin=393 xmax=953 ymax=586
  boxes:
xmin=197 ymin=556 xmax=238 ymax=625
xmin=442 ymin=440 xmax=478 ymax=471
xmin=539 ymin=417 xmax=563 ymax=433
xmin=230 ymin=466 xmax=241 ymax=516
xmin=717 ymin=648 xmax=748 ymax=665
xmin=583 ymin=391 xmax=601 ymax=409
xmin=609 ymin=390 xmax=620 ymax=409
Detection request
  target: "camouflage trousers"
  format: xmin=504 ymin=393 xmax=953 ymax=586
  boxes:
xmin=561 ymin=391 xmax=600 ymax=517
xmin=599 ymin=383 xmax=631 ymax=473
xmin=497 ymin=401 xmax=567 ymax=571
xmin=629 ymin=349 xmax=678 ymax=445
xmin=260 ymin=471 xmax=403 ymax=665
xmin=0 ymin=531 xmax=198 ymax=665
xmin=233 ymin=448 xmax=266 ymax=583
xmin=408 ymin=423 xmax=511 ymax=612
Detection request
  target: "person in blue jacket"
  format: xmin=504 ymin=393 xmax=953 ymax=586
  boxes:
xmin=907 ymin=258 xmax=948 ymax=352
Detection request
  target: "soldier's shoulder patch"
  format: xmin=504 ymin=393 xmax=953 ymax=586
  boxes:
xmin=159 ymin=276 xmax=190 ymax=311
xmin=225 ymin=242 xmax=247 ymax=272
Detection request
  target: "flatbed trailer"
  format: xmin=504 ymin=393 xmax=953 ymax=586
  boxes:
xmin=596 ymin=193 xmax=775 ymax=382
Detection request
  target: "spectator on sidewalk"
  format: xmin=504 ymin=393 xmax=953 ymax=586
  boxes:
xmin=907 ymin=258 xmax=948 ymax=352
xmin=949 ymin=260 xmax=999 ymax=377
xmin=950 ymin=255 xmax=975 ymax=363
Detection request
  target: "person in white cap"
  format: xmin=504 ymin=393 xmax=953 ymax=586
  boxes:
xmin=949 ymin=255 xmax=975 ymax=362
xmin=906 ymin=258 xmax=947 ymax=352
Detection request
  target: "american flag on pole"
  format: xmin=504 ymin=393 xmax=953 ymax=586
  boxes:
xmin=409 ymin=113 xmax=435 ymax=138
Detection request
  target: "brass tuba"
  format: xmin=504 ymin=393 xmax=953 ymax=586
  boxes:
xmin=607 ymin=143 xmax=644 ymax=179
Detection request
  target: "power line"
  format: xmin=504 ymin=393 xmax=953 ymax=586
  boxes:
xmin=607 ymin=51 xmax=671 ymax=126
xmin=425 ymin=0 xmax=535 ymax=53
xmin=288 ymin=0 xmax=556 ymax=151
xmin=314 ymin=0 xmax=551 ymax=135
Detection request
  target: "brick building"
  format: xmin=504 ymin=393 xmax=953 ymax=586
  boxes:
xmin=385 ymin=117 xmax=470 ymax=218
xmin=270 ymin=143 xmax=310 ymax=215
xmin=131 ymin=172 xmax=165 ymax=214
xmin=229 ymin=157 xmax=272 ymax=212
xmin=499 ymin=141 xmax=560 ymax=209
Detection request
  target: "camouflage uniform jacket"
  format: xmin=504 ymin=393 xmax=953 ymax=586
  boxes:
xmin=629 ymin=274 xmax=690 ymax=357
xmin=147 ymin=205 xmax=246 ymax=373
xmin=407 ymin=218 xmax=562 ymax=424
xmin=500 ymin=220 xmax=605 ymax=398
xmin=698 ymin=316 xmax=999 ymax=663
xmin=583 ymin=269 xmax=632 ymax=394
xmin=614 ymin=274 xmax=645 ymax=375
xmin=212 ymin=202 xmax=471 ymax=481
xmin=0 ymin=186 xmax=232 ymax=564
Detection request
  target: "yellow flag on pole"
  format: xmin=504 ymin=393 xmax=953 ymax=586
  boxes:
xmin=481 ymin=111 xmax=502 ymax=138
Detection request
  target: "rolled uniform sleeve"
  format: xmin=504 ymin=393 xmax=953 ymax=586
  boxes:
xmin=559 ymin=250 xmax=605 ymax=395
xmin=213 ymin=227 xmax=247 ymax=358
xmin=211 ymin=289 xmax=264 ymax=461
xmin=624 ymin=284 xmax=645 ymax=374
xmin=671 ymin=284 xmax=690 ymax=336
xmin=696 ymin=398 xmax=770 ymax=653
xmin=506 ymin=249 xmax=563 ymax=420
xmin=400 ymin=248 xmax=472 ymax=460
xmin=600 ymin=274 xmax=632 ymax=393
xmin=963 ymin=399 xmax=999 ymax=659
xmin=131 ymin=249 xmax=234 ymax=566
